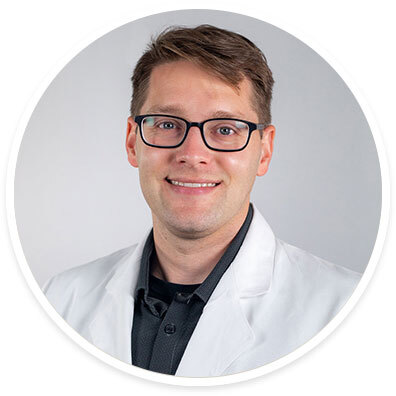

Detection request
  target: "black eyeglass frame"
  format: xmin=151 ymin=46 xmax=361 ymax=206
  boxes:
xmin=134 ymin=114 xmax=267 ymax=152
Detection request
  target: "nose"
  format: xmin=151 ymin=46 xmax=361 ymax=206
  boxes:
xmin=174 ymin=126 xmax=211 ymax=166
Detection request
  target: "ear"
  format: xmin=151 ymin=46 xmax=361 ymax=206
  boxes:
xmin=126 ymin=116 xmax=139 ymax=168
xmin=257 ymin=125 xmax=275 ymax=176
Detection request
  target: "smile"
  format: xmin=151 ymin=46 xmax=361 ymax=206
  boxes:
xmin=166 ymin=178 xmax=220 ymax=188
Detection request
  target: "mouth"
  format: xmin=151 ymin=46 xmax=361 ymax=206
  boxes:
xmin=165 ymin=177 xmax=221 ymax=188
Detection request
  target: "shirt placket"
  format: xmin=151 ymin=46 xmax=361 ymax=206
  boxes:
xmin=148 ymin=294 xmax=191 ymax=374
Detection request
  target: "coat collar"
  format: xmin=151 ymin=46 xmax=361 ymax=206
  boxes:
xmin=203 ymin=204 xmax=276 ymax=303
xmin=87 ymin=205 xmax=276 ymax=375
xmin=230 ymin=203 xmax=276 ymax=297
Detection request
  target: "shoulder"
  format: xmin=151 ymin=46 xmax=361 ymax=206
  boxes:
xmin=43 ymin=245 xmax=138 ymax=313
xmin=275 ymin=239 xmax=361 ymax=307
xmin=278 ymin=239 xmax=361 ymax=281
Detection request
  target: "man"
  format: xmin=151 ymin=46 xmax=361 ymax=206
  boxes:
xmin=43 ymin=25 xmax=361 ymax=377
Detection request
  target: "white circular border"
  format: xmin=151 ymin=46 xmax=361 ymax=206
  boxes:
xmin=5 ymin=8 xmax=390 ymax=388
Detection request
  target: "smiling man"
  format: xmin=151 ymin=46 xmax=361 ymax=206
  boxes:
xmin=44 ymin=25 xmax=361 ymax=377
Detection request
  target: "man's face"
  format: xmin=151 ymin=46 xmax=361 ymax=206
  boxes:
xmin=126 ymin=60 xmax=275 ymax=238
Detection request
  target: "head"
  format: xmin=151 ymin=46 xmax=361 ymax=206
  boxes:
xmin=126 ymin=25 xmax=275 ymax=238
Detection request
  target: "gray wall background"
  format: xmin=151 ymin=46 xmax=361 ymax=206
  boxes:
xmin=14 ymin=10 xmax=382 ymax=286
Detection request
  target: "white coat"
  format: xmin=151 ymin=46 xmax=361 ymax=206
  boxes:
xmin=43 ymin=206 xmax=361 ymax=377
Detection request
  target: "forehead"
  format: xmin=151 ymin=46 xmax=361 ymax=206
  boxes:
xmin=142 ymin=61 xmax=258 ymax=120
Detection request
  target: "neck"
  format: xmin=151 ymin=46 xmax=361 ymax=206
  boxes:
xmin=151 ymin=204 xmax=250 ymax=284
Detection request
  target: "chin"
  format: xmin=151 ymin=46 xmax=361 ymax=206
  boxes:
xmin=163 ymin=209 xmax=223 ymax=238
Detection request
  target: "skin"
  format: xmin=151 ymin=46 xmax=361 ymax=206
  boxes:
xmin=126 ymin=60 xmax=275 ymax=284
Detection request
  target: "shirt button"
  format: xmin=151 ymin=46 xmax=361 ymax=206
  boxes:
xmin=164 ymin=323 xmax=176 ymax=334
xmin=175 ymin=292 xmax=191 ymax=303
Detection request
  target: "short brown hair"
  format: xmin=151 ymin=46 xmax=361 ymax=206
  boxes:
xmin=130 ymin=25 xmax=274 ymax=125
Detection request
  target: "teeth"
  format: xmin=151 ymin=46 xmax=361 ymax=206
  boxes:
xmin=169 ymin=180 xmax=217 ymax=187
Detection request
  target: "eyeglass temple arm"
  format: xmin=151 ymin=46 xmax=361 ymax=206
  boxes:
xmin=257 ymin=123 xmax=267 ymax=131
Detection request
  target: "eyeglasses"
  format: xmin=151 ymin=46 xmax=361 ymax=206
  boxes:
xmin=134 ymin=114 xmax=267 ymax=152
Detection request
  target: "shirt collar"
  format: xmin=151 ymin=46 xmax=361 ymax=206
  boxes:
xmin=194 ymin=203 xmax=253 ymax=303
xmin=134 ymin=229 xmax=154 ymax=301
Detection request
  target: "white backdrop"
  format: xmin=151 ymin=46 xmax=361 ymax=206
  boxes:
xmin=1 ymin=0 xmax=395 ymax=394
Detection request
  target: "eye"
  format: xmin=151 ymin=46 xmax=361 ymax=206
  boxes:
xmin=217 ymin=126 xmax=235 ymax=136
xmin=159 ymin=121 xmax=176 ymax=129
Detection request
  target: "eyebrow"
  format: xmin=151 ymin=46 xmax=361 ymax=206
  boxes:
xmin=145 ymin=106 xmax=246 ymax=120
xmin=146 ymin=105 xmax=185 ymax=114
xmin=209 ymin=110 xmax=246 ymax=119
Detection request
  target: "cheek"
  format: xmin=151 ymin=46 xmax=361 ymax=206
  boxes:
xmin=137 ymin=147 xmax=170 ymax=175
xmin=224 ymin=152 xmax=261 ymax=185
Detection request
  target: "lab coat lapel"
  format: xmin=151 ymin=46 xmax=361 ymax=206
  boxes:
xmin=87 ymin=235 xmax=148 ymax=364
xmin=175 ymin=270 xmax=255 ymax=377
xmin=176 ymin=206 xmax=276 ymax=377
